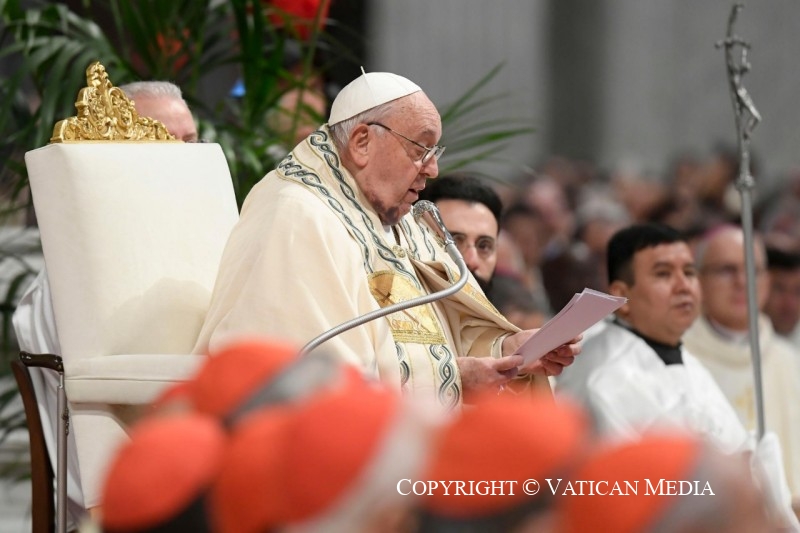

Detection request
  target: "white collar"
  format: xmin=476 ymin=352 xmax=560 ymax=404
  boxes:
xmin=707 ymin=317 xmax=750 ymax=345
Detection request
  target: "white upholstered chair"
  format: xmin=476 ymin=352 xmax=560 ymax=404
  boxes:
xmin=21 ymin=63 xmax=239 ymax=523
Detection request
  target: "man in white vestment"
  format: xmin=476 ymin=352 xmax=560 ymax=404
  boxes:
xmin=194 ymin=72 xmax=578 ymax=408
xmin=556 ymin=223 xmax=800 ymax=528
xmin=683 ymin=224 xmax=800 ymax=503
xmin=555 ymin=223 xmax=748 ymax=453
xmin=12 ymin=81 xmax=197 ymax=522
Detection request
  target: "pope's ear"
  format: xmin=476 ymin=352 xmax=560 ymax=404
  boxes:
xmin=609 ymin=280 xmax=631 ymax=315
xmin=347 ymin=123 xmax=371 ymax=166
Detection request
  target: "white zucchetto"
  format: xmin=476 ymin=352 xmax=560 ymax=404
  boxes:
xmin=328 ymin=71 xmax=421 ymax=126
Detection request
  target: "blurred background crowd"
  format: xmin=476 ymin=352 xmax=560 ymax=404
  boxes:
xmin=454 ymin=147 xmax=800 ymax=339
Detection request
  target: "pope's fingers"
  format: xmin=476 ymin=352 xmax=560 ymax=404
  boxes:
xmin=498 ymin=366 xmax=519 ymax=380
xmin=495 ymin=354 xmax=524 ymax=371
xmin=554 ymin=342 xmax=581 ymax=358
xmin=542 ymin=359 xmax=565 ymax=376
xmin=542 ymin=351 xmax=575 ymax=367
xmin=564 ymin=333 xmax=583 ymax=346
xmin=554 ymin=356 xmax=576 ymax=369
xmin=568 ymin=339 xmax=582 ymax=351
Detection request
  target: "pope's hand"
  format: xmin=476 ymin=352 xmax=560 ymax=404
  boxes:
xmin=456 ymin=355 xmax=523 ymax=402
xmin=501 ymin=330 xmax=582 ymax=376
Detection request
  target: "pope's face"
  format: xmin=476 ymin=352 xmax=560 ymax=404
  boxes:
xmin=615 ymin=242 xmax=700 ymax=345
xmin=359 ymin=94 xmax=441 ymax=225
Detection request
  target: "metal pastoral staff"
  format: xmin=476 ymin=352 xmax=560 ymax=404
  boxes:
xmin=715 ymin=3 xmax=766 ymax=440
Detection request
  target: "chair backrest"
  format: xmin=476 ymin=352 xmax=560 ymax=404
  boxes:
xmin=25 ymin=142 xmax=239 ymax=359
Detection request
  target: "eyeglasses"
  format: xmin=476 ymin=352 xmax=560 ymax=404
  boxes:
xmin=367 ymin=122 xmax=446 ymax=165
xmin=452 ymin=233 xmax=496 ymax=258
xmin=702 ymin=263 xmax=766 ymax=280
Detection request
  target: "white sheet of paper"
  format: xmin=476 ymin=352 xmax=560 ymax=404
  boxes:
xmin=513 ymin=288 xmax=627 ymax=365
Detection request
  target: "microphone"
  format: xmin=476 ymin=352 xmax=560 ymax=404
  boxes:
xmin=411 ymin=200 xmax=463 ymax=266
xmin=300 ymin=201 xmax=469 ymax=356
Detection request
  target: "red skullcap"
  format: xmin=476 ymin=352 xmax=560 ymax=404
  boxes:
xmin=557 ymin=434 xmax=702 ymax=533
xmin=154 ymin=338 xmax=300 ymax=417
xmin=211 ymin=406 xmax=296 ymax=533
xmin=422 ymin=392 xmax=588 ymax=519
xmin=285 ymin=382 xmax=399 ymax=520
xmin=212 ymin=380 xmax=428 ymax=532
xmin=101 ymin=414 xmax=226 ymax=531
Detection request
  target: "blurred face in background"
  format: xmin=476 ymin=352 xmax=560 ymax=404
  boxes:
xmin=698 ymin=227 xmax=768 ymax=331
xmin=494 ymin=231 xmax=527 ymax=279
xmin=764 ymin=267 xmax=800 ymax=335
xmin=135 ymin=95 xmax=197 ymax=142
xmin=503 ymin=212 xmax=545 ymax=269
xmin=435 ymin=198 xmax=498 ymax=288
xmin=524 ymin=178 xmax=574 ymax=244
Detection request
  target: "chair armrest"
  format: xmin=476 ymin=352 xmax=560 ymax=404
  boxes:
xmin=64 ymin=353 xmax=208 ymax=404
xmin=20 ymin=351 xmax=64 ymax=372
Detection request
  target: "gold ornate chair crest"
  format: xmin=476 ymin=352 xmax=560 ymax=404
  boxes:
xmin=51 ymin=62 xmax=174 ymax=142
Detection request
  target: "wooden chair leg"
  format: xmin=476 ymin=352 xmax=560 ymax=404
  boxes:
xmin=10 ymin=359 xmax=55 ymax=533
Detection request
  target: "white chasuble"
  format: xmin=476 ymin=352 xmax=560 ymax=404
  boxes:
xmin=194 ymin=127 xmax=542 ymax=409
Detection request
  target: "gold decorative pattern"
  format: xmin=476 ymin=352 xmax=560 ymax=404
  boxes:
xmin=441 ymin=262 xmax=504 ymax=318
xmin=368 ymin=270 xmax=446 ymax=345
xmin=462 ymin=282 xmax=505 ymax=318
xmin=50 ymin=62 xmax=176 ymax=143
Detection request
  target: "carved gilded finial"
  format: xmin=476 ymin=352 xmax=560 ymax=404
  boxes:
xmin=50 ymin=61 xmax=177 ymax=143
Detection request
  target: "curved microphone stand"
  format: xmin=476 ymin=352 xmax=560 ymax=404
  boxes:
xmin=300 ymin=200 xmax=468 ymax=356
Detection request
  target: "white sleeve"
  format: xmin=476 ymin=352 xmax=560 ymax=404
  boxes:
xmin=751 ymin=432 xmax=800 ymax=531
xmin=12 ymin=267 xmax=61 ymax=354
